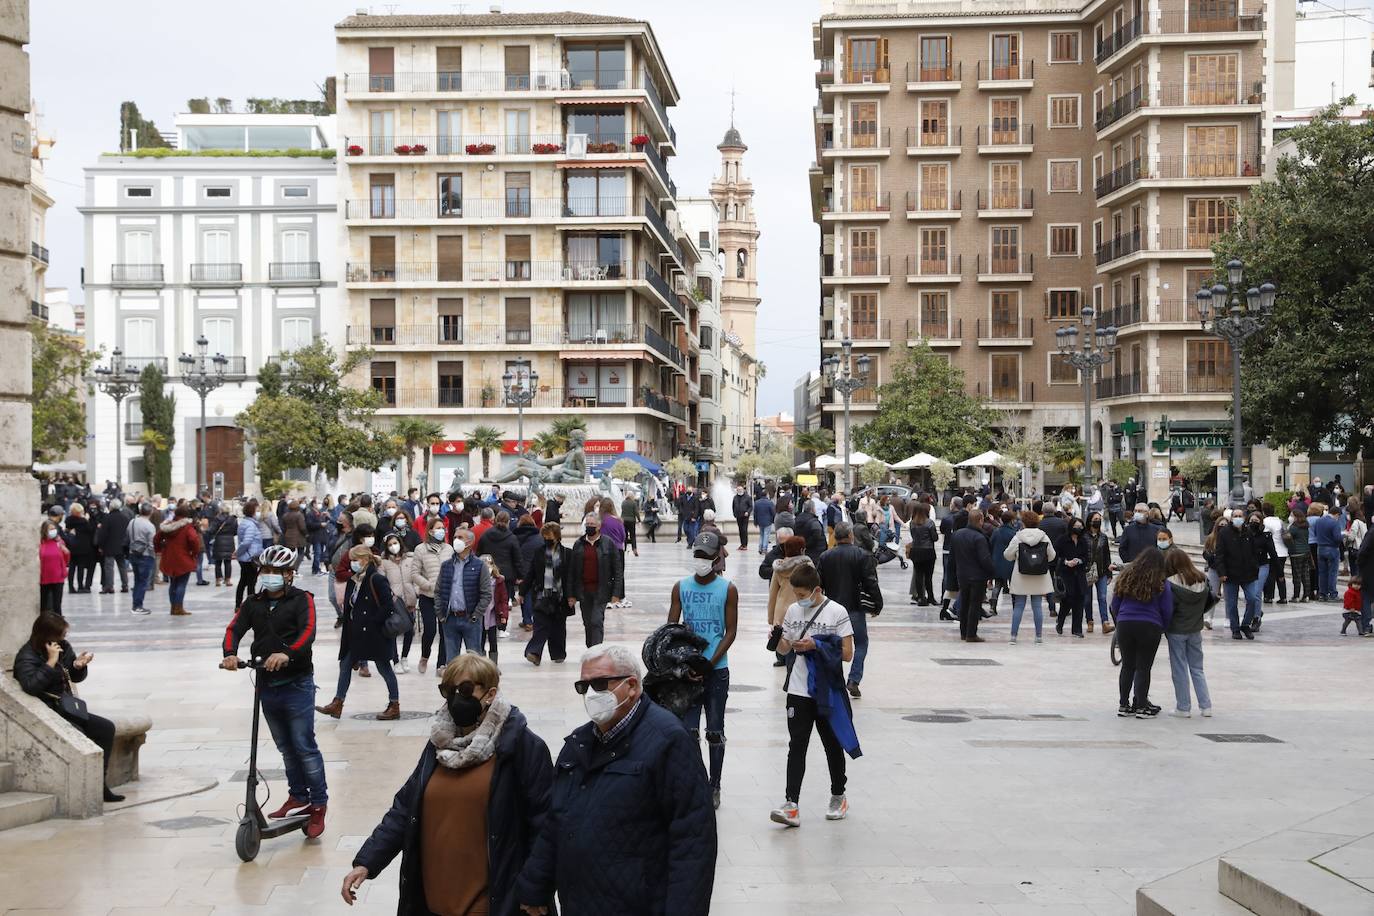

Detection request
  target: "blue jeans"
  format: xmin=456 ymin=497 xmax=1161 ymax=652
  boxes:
xmin=1256 ymin=564 xmax=1269 ymax=610
xmin=259 ymin=675 xmax=327 ymax=805
xmin=1362 ymin=590 xmax=1374 ymax=635
xmin=1010 ymin=594 xmax=1044 ymax=638
xmin=757 ymin=524 xmax=773 ymax=555
xmin=130 ymin=554 xmax=155 ymax=609
xmin=440 ymin=613 xmax=486 ymax=666
xmin=336 ymin=653 xmax=398 ymax=703
xmin=684 ymin=519 xmax=701 ymax=545
xmin=681 ymin=667 xmax=729 ymax=788
xmin=521 ymin=589 xmax=534 ymax=627
xmin=168 ymin=573 xmax=190 ymax=608
xmin=1166 ymin=632 xmax=1211 ymax=713
xmin=1094 ymin=576 xmax=1111 ymax=622
xmin=847 ymin=610 xmax=869 ymax=685
xmin=1318 ymin=545 xmax=1341 ymax=598
xmin=1224 ymin=579 xmax=1262 ymax=632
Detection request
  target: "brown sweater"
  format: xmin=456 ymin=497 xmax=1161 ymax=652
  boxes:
xmin=421 ymin=757 xmax=494 ymax=915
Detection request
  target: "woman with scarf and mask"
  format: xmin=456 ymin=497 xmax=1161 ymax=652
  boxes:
xmin=524 ymin=523 xmax=573 ymax=666
xmin=342 ymin=652 xmax=554 ymax=914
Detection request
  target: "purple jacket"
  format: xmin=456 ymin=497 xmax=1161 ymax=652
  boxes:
xmin=1111 ymin=586 xmax=1174 ymax=630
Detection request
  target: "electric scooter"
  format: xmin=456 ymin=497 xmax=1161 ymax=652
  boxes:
xmin=229 ymin=657 xmax=313 ymax=862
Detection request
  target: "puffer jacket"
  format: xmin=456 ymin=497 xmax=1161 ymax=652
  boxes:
xmin=235 ymin=515 xmax=264 ymax=563
xmin=1001 ymin=526 xmax=1057 ymax=596
xmin=514 ymin=698 xmax=716 ymax=916
xmin=380 ymin=554 xmax=418 ymax=610
xmin=1167 ymin=576 xmax=1213 ymax=634
xmin=768 ymin=554 xmax=814 ymax=626
xmin=155 ymin=518 xmax=202 ymax=578
xmin=408 ymin=538 xmax=454 ymax=598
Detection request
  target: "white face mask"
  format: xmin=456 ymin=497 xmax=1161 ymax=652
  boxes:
xmin=394 ymin=518 xmax=407 ymax=529
xmin=350 ymin=560 xmax=364 ymax=574
xmin=45 ymin=529 xmax=59 ymax=540
xmin=693 ymin=557 xmax=714 ymax=576
xmin=362 ymin=536 xmax=375 ymax=547
xmin=584 ymin=685 xmax=628 ymax=727
xmin=1133 ymin=512 xmax=1146 ymax=523
xmin=431 ymin=528 xmax=445 ymax=541
xmin=387 ymin=542 xmax=401 ymax=555
xmin=1231 ymin=516 xmax=1244 ymax=527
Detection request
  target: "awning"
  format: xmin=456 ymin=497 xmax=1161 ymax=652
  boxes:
xmin=891 ymin=451 xmax=938 ymax=470
xmin=558 ymin=348 xmax=650 ymax=361
xmin=589 ymin=451 xmax=662 ymax=477
xmin=555 ymin=97 xmax=638 ymax=105
xmin=956 ymin=450 xmax=1011 ymax=468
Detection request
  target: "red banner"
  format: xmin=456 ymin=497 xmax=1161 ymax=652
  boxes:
xmin=431 ymin=440 xmax=468 ymax=455
xmin=432 ymin=439 xmax=625 ymax=456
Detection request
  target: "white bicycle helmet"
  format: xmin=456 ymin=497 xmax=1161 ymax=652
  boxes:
xmin=256 ymin=545 xmax=297 ymax=569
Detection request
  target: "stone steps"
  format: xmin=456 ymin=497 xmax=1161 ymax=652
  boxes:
xmin=1220 ymin=855 xmax=1374 ymax=915
xmin=0 ymin=790 xmax=58 ymax=832
xmin=0 ymin=760 xmax=13 ymax=792
xmin=1136 ymin=861 xmax=1258 ymax=916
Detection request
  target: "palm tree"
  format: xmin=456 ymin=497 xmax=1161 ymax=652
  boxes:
xmin=530 ymin=430 xmax=560 ymax=458
xmin=793 ymin=427 xmax=835 ymax=476
xmin=466 ymin=425 xmax=504 ymax=479
xmin=550 ymin=415 xmax=588 ymax=452
xmin=392 ymin=417 xmax=444 ymax=491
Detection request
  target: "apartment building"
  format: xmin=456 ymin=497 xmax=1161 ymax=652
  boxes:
xmin=81 ymin=112 xmax=339 ymax=495
xmin=678 ymin=197 xmax=724 ymax=481
xmin=334 ymin=12 xmax=694 ymax=490
xmin=27 ymin=110 xmax=52 ymax=324
xmin=812 ymin=0 xmax=1294 ymax=498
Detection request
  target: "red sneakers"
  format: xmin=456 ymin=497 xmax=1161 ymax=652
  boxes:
xmin=267 ymin=796 xmax=309 ymax=819
xmin=304 ymin=804 xmax=327 ymax=838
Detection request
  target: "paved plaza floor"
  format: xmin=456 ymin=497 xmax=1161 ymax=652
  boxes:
xmin=3 ymin=535 xmax=1373 ymax=915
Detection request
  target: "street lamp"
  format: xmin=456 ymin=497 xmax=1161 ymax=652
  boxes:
xmin=1054 ymin=306 xmax=1118 ymax=485
xmin=178 ymin=336 xmax=241 ymax=497
xmin=823 ymin=338 xmax=871 ymax=494
xmin=501 ymin=356 xmax=539 ymax=456
xmin=1195 ymin=259 xmax=1276 ymax=508
xmin=88 ymin=349 xmax=143 ymax=489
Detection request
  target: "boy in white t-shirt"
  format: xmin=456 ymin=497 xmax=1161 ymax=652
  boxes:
xmin=769 ymin=563 xmax=854 ymax=827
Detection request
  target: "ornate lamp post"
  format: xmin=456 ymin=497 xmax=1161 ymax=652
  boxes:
xmin=502 ymin=356 xmax=539 ymax=456
xmin=1195 ymin=259 xmax=1276 ymax=508
xmin=823 ymin=338 xmax=871 ymax=494
xmin=88 ymin=349 xmax=143 ymax=488
xmin=1054 ymin=306 xmax=1118 ymax=484
xmin=178 ymin=336 xmax=239 ymax=497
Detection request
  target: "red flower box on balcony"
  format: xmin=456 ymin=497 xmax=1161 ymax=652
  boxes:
xmin=347 ymin=145 xmax=363 ymax=156
xmin=465 ymin=143 xmax=496 ymax=155
xmin=588 ymin=141 xmax=621 ymax=154
xmin=631 ymin=134 xmax=650 ymax=148
xmin=531 ymin=142 xmax=564 ymax=154
xmin=394 ymin=144 xmax=412 ymax=155
xmin=410 ymin=143 xmax=427 ymax=154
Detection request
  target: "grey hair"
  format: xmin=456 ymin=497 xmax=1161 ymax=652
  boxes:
xmin=480 ymin=507 xmax=495 ymax=520
xmin=582 ymin=643 xmax=642 ymax=679
xmin=834 ymin=520 xmax=854 ymax=541
xmin=703 ymin=508 xmax=716 ymax=521
xmin=583 ymin=512 xmax=601 ymax=526
xmin=950 ymin=497 xmax=964 ymax=511
xmin=774 ymin=526 xmax=794 ymax=541
xmin=1134 ymin=502 xmax=1149 ymax=512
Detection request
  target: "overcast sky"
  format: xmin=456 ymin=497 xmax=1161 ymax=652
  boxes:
xmin=31 ymin=0 xmax=821 ymax=416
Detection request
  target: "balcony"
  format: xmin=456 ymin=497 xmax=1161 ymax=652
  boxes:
xmin=976 ymin=317 xmax=1035 ymax=345
xmin=1157 ymin=6 xmax=1264 ymax=36
xmin=1096 ymin=158 xmax=1144 ymax=199
xmin=1097 ymin=154 xmax=1263 ymax=203
xmin=905 ymin=317 xmax=962 ymax=347
xmin=1095 ymin=85 xmax=1145 ymax=133
xmin=905 ymin=124 xmax=962 ymax=156
xmin=1157 ymin=80 xmax=1262 ymax=109
xmin=905 ymin=189 xmax=961 ymax=219
xmin=644 ymin=324 xmax=685 ymax=369
xmin=111 ymin=264 xmax=164 ymax=288
xmin=1095 ymin=227 xmax=1143 ymax=266
xmin=1160 ymin=369 xmax=1233 ymax=395
xmin=905 ymin=60 xmax=962 ymax=91
xmin=821 ymin=254 xmax=891 ymax=285
xmin=1096 ymin=14 xmax=1145 ymax=64
xmin=29 ymin=300 xmax=48 ymax=320
xmin=816 ymin=58 xmax=835 ymax=85
xmin=268 ymin=261 xmax=321 ymax=285
xmin=821 ymin=191 xmax=891 ymax=221
xmin=1098 ymin=300 xmax=1145 ymax=329
xmin=976 ymin=123 xmax=1033 ymax=154
xmin=1096 ymin=373 xmax=1142 ymax=398
xmin=30 ymin=241 xmax=49 ymax=264
xmin=344 ymin=70 xmax=608 ymax=94
xmin=189 ymin=262 xmax=242 ymax=286
xmin=822 ymin=127 xmax=891 ymax=157
xmin=831 ymin=65 xmax=891 ymax=91
xmin=124 ymin=422 xmax=144 ymax=444
xmin=641 ymin=197 xmax=685 ymax=268
xmin=977 ymin=379 xmax=1035 ymax=403
xmin=387 ymin=385 xmax=680 ymax=412
xmin=904 ymin=253 xmax=962 ymax=283
xmin=822 ymin=319 xmax=891 ymax=345
xmin=976 ymin=58 xmax=1034 ymax=89
xmin=977 ymin=188 xmax=1033 ymax=217
xmin=975 ymin=253 xmax=1033 ymax=282
xmin=351 ymin=323 xmax=651 ymax=348
xmin=821 ymin=385 xmax=878 ymax=407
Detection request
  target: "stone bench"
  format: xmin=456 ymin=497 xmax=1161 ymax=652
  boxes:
xmin=107 ymin=714 xmax=152 ymax=788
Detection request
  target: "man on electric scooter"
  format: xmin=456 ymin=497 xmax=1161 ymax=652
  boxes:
xmin=221 ymin=545 xmax=328 ymax=838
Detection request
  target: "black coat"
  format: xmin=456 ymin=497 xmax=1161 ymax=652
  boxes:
xmin=1054 ymin=533 xmax=1093 ymax=599
xmin=14 ymin=640 xmax=88 ymax=711
xmin=817 ymin=542 xmax=883 ymax=616
xmin=568 ymin=536 xmax=624 ymax=605
xmin=1358 ymin=526 xmax=1374 ymax=584
xmin=545 ymin=499 xmax=562 ymax=525
xmin=794 ymin=512 xmax=828 ymax=564
xmin=64 ymin=516 xmax=96 ymax=557
xmin=525 ymin=543 xmax=574 ymax=606
xmin=341 ymin=566 xmax=397 ymax=663
xmin=950 ymin=526 xmax=994 ymax=589
xmin=95 ymin=509 xmax=131 ymax=554
xmin=1039 ymin=514 xmax=1069 ymax=549
xmin=1247 ymin=523 xmax=1279 ymax=568
xmin=1214 ymin=523 xmax=1260 ymax=584
xmin=515 ymin=699 xmax=716 ymax=916
xmin=206 ymin=514 xmax=239 ymax=560
xmin=353 ymin=707 xmax=555 ymax=916
xmin=477 ymin=525 xmax=526 ymax=588
xmin=1118 ymin=520 xmax=1162 ymax=564
xmin=514 ymin=523 xmax=544 ymax=583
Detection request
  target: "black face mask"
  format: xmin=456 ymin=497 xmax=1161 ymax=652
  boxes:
xmin=543 ymin=538 xmax=557 ymax=547
xmin=448 ymin=693 xmax=484 ymax=728
xmin=1073 ymin=527 xmax=1085 ymax=535
xmin=585 ymin=527 xmax=597 ymax=538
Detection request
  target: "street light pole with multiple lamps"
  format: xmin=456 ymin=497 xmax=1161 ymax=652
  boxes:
xmin=823 ymin=337 xmax=871 ymax=494
xmin=1055 ymin=307 xmax=1118 ymax=485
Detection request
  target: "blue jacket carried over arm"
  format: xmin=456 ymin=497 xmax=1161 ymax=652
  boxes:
xmin=806 ymin=634 xmax=862 ymax=759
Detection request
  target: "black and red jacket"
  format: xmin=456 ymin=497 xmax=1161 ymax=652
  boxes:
xmin=223 ymin=585 xmax=317 ymax=678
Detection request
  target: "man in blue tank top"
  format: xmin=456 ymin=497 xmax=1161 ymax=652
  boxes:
xmin=668 ymin=530 xmax=739 ymax=811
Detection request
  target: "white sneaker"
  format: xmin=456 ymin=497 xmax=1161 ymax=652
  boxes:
xmin=497 ymin=629 xmax=511 ymax=639
xmin=1169 ymin=709 xmax=1191 ymax=718
xmin=1200 ymin=707 xmax=1213 ymax=717
xmin=825 ymin=794 xmax=849 ymax=820
xmin=131 ymin=607 xmax=150 ymax=616
xmin=622 ymin=598 xmax=634 ymax=608
xmin=395 ymin=659 xmax=409 ymax=674
xmin=769 ymin=800 xmax=800 ymax=827
xmin=1009 ymin=636 xmax=1018 ymax=645
xmin=1034 ymin=636 xmax=1043 ymax=644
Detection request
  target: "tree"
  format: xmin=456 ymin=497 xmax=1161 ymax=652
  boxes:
xmin=466 ymin=425 xmax=503 ymax=479
xmin=140 ymin=364 xmax=176 ymax=494
xmin=1178 ymin=450 xmax=1214 ymax=488
xmin=663 ymin=456 xmax=697 ymax=482
xmin=930 ymin=458 xmax=955 ymax=495
xmin=610 ymin=458 xmax=642 ymax=481
xmin=550 ymin=416 xmax=588 ymax=452
xmin=859 ymin=459 xmax=888 ymax=486
xmin=793 ymin=428 xmax=835 ymax=476
xmin=391 ymin=417 xmax=444 ymax=491
xmin=1046 ymin=436 xmax=1086 ymax=483
xmin=735 ymin=443 xmax=792 ymax=480
xmin=186 ymin=97 xmax=211 ymax=114
xmin=236 ymin=339 xmax=399 ymax=493
xmin=529 ymin=430 xmax=560 ymax=458
xmin=852 ymin=343 xmax=999 ymax=464
xmin=1107 ymin=459 xmax=1138 ymax=487
xmin=30 ymin=322 xmax=97 ymax=462
xmin=1213 ymin=101 xmax=1374 ymax=453
xmin=118 ymin=102 xmax=172 ymax=152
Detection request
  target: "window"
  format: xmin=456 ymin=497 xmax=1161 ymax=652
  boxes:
xmin=849 ymin=101 xmax=878 ymax=148
xmin=991 ymin=34 xmax=1021 ymax=79
xmin=991 ymin=290 xmax=1019 ymax=335
xmin=565 ymin=169 xmax=626 ymax=217
xmin=919 ymin=227 xmax=948 ymax=273
xmin=1049 ymin=30 xmax=1080 ymax=62
xmin=436 ymin=110 xmax=460 ymax=155
xmin=368 ymin=46 xmax=395 ymax=91
xmin=281 ymin=186 xmax=309 ymax=198
xmin=369 ymin=299 xmax=396 ymax=343
xmin=1049 ymin=95 xmax=1081 ymax=128
xmin=124 ymin=229 xmax=154 ymax=263
xmin=202 ymin=317 xmax=234 ymax=357
xmin=437 ymin=236 xmax=464 ymax=282
xmin=848 ymin=230 xmax=877 ymax=275
xmin=991 ymin=353 xmax=1020 ymax=400
xmin=919 ymin=162 xmax=949 ymax=209
xmin=204 ymin=186 xmax=232 ymax=198
xmin=1186 ymin=124 xmax=1240 ymax=176
xmin=990 ymin=161 xmax=1021 ymax=208
xmin=566 ymin=107 xmax=626 ymax=144
xmin=700 ymin=373 xmax=715 ymax=399
xmin=503 ymin=171 xmax=531 ymax=218
xmin=202 ymin=229 xmax=232 ymax=263
xmin=504 ymin=297 xmax=531 ymax=343
xmin=919 ymin=99 xmax=949 ymax=146
xmin=1049 ymin=224 xmax=1080 ymax=256
xmin=696 ymin=275 xmax=713 ymax=301
xmin=991 ymin=98 xmax=1021 ymax=144
xmin=371 ymin=361 xmax=396 ymax=405
xmin=1187 ymin=339 xmax=1232 ymax=392
xmin=990 ymin=226 xmax=1020 ymax=272
xmin=848 ymin=164 xmax=878 ymax=211
xmin=919 ymin=35 xmax=951 ymax=80
xmin=369 ymin=110 xmax=395 ymax=155
xmin=280 ymin=317 xmax=313 ymax=353
xmin=438 ymin=298 xmax=463 ymax=343
xmin=850 ymin=292 xmax=879 ymax=339
xmin=368 ymin=236 xmax=396 ymax=280
xmin=1047 ymin=288 xmax=1081 ymax=318
xmin=1187 ymin=53 xmax=1239 ymax=104
xmin=123 ymin=317 xmax=157 ymax=356
xmin=920 ymin=291 xmax=949 ymax=336
xmin=438 ymin=361 xmax=464 ymax=406
xmin=504 ymin=45 xmax=531 ymax=90
xmin=504 ymin=109 xmax=531 ymax=154
xmin=125 ymin=186 xmax=152 ymax=198
xmin=845 ymin=36 xmax=889 ymax=82
xmin=1186 ymin=197 xmax=1238 ymax=247
xmin=1049 ymin=352 xmax=1079 ymax=384
xmin=566 ymin=233 xmax=624 ymax=276
xmin=505 ymin=235 xmax=531 ymax=281
xmin=566 ymin=292 xmax=627 ymax=340
xmin=699 ymin=325 xmax=715 ymax=350
xmin=369 ymin=173 xmax=395 ymax=219
xmin=438 ymin=174 xmax=462 ymax=217
xmin=737 ymin=248 xmax=748 ymax=279
xmin=1049 ymin=159 xmax=1080 ymax=192
xmin=564 ymin=42 xmax=627 ymax=90
xmin=698 ymin=231 xmax=710 ymax=250
xmin=280 ymin=229 xmax=310 ymax=264
xmin=436 ymin=47 xmax=461 ymax=91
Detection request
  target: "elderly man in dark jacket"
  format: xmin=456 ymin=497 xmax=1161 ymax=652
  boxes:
xmin=818 ymin=521 xmax=882 ymax=699
xmin=1118 ymin=502 xmax=1162 ymax=564
xmin=794 ymin=504 xmax=829 ymax=565
xmin=950 ymin=509 xmax=994 ymax=642
xmin=568 ymin=513 xmax=624 ymax=648
xmin=1214 ymin=514 xmax=1262 ymax=639
xmin=96 ymin=498 xmax=132 ymax=593
xmin=516 ymin=643 xmax=716 ymax=916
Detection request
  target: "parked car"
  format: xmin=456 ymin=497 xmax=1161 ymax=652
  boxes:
xmin=847 ymin=485 xmax=913 ymax=513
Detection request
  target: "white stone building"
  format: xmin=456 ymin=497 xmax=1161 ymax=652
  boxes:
xmin=676 ymin=197 xmax=724 ymax=480
xmin=80 ymin=112 xmax=339 ymax=497
xmin=27 ymin=109 xmax=51 ymax=323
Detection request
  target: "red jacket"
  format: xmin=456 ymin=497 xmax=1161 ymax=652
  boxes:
xmin=155 ymin=519 xmax=203 ymax=578
xmin=39 ymin=539 xmax=69 ymax=585
xmin=1344 ymin=587 xmax=1362 ymax=612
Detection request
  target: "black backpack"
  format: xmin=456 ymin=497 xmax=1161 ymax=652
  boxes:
xmin=1017 ymin=539 xmax=1050 ymax=576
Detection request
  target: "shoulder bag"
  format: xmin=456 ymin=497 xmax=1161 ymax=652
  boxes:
xmin=371 ymin=573 xmax=413 ymax=639
xmin=782 ymin=599 xmax=830 ymax=693
xmin=50 ymin=666 xmax=89 ymax=722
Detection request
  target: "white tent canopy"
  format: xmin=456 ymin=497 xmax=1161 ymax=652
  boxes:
xmin=847 ymin=451 xmax=884 ymax=467
xmin=956 ymin=450 xmax=1012 ymax=468
xmin=793 ymin=452 xmax=887 ymax=471
xmin=891 ymin=451 xmax=938 ymax=470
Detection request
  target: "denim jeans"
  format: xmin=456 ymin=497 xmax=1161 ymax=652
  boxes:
xmin=847 ymin=609 xmax=868 ymax=684
xmin=681 ymin=666 xmax=729 ymax=788
xmin=1362 ymin=589 xmax=1374 ymax=636
xmin=1318 ymin=545 xmax=1341 ymax=598
xmin=336 ymin=653 xmax=399 ymax=703
xmin=1094 ymin=576 xmax=1111 ymax=622
xmin=1224 ymin=579 xmax=1262 ymax=632
xmin=130 ymin=554 xmax=155 ymax=609
xmin=440 ymin=613 xmax=486 ymax=665
xmin=520 ymin=589 xmax=534 ymax=627
xmin=757 ymin=524 xmax=773 ymax=555
xmin=1010 ymin=594 xmax=1044 ymax=638
xmin=101 ymin=553 xmax=129 ymax=590
xmin=684 ymin=519 xmax=701 ymax=545
xmin=168 ymin=573 xmax=190 ymax=608
xmin=1166 ymin=631 xmax=1211 ymax=712
xmin=1255 ymin=564 xmax=1269 ymax=612
xmin=259 ymin=675 xmax=328 ymax=805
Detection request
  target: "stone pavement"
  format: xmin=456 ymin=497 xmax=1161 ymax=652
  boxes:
xmin=2 ymin=536 xmax=1372 ymax=916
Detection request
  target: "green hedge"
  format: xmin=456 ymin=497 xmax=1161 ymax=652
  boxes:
xmin=1263 ymin=490 xmax=1295 ymax=514
xmin=104 ymin=147 xmax=336 ymax=159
